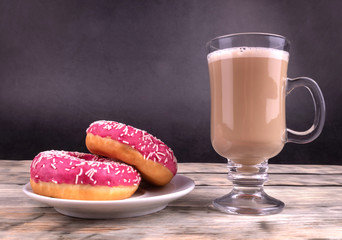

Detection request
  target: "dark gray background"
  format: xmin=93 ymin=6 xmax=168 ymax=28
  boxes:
xmin=0 ymin=0 xmax=341 ymax=164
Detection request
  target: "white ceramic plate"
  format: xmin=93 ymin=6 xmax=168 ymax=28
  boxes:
xmin=23 ymin=174 xmax=194 ymax=219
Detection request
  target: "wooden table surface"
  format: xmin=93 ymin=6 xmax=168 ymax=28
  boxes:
xmin=1 ymin=160 xmax=342 ymax=239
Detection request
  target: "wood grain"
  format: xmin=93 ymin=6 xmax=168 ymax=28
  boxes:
xmin=1 ymin=160 xmax=342 ymax=239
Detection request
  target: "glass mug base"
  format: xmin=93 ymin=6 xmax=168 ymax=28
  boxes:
xmin=212 ymin=159 xmax=284 ymax=215
xmin=212 ymin=188 xmax=284 ymax=215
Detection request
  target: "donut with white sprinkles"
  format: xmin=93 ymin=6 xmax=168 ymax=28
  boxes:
xmin=30 ymin=150 xmax=141 ymax=200
xmin=86 ymin=120 xmax=177 ymax=186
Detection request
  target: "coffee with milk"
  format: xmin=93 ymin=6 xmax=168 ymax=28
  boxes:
xmin=208 ymin=47 xmax=289 ymax=165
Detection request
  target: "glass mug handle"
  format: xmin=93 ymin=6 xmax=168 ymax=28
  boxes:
xmin=286 ymin=77 xmax=326 ymax=144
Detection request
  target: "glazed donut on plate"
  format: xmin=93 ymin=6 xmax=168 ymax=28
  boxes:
xmin=86 ymin=120 xmax=177 ymax=186
xmin=30 ymin=150 xmax=141 ymax=200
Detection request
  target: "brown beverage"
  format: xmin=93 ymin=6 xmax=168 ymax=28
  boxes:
xmin=208 ymin=47 xmax=289 ymax=165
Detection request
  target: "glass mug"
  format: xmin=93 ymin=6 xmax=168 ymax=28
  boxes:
xmin=206 ymin=33 xmax=325 ymax=215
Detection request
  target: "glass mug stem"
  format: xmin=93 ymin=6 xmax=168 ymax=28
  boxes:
xmin=213 ymin=159 xmax=284 ymax=215
xmin=286 ymin=77 xmax=326 ymax=144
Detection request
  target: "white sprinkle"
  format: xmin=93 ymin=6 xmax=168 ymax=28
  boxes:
xmin=122 ymin=140 xmax=129 ymax=144
xmin=146 ymin=152 xmax=152 ymax=160
xmin=85 ymin=168 xmax=97 ymax=181
xmin=75 ymin=168 xmax=83 ymax=184
xmin=104 ymin=165 xmax=110 ymax=174
xmin=115 ymin=170 xmax=120 ymax=175
xmin=51 ymin=164 xmax=57 ymax=169
xmin=65 ymin=168 xmax=70 ymax=171
xmin=52 ymin=180 xmax=58 ymax=184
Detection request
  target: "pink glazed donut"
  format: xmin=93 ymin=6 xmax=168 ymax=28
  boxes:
xmin=86 ymin=120 xmax=177 ymax=186
xmin=30 ymin=150 xmax=141 ymax=200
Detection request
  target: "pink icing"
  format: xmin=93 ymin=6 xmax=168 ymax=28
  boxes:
xmin=86 ymin=120 xmax=177 ymax=175
xmin=30 ymin=150 xmax=141 ymax=187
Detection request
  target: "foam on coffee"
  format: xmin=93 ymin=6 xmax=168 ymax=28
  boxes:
xmin=207 ymin=47 xmax=289 ymax=63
